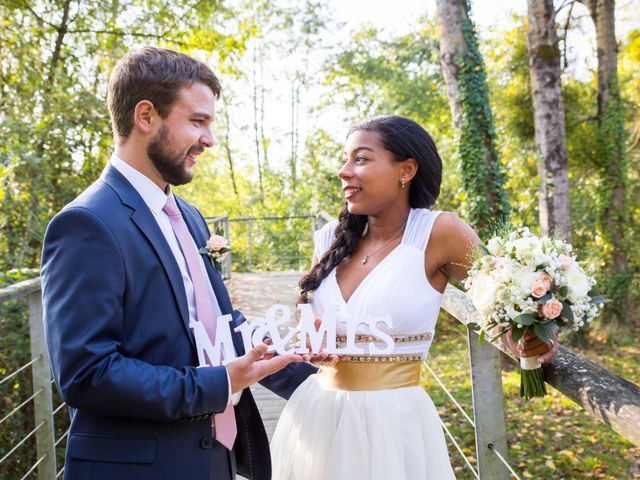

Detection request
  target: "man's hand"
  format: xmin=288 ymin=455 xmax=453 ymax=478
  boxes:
xmin=501 ymin=329 xmax=558 ymax=365
xmin=226 ymin=343 xmax=305 ymax=393
xmin=304 ymin=317 xmax=338 ymax=364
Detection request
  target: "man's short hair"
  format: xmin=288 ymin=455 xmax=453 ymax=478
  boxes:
xmin=107 ymin=47 xmax=222 ymax=139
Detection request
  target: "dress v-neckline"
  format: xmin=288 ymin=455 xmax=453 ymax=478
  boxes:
xmin=333 ymin=210 xmax=413 ymax=305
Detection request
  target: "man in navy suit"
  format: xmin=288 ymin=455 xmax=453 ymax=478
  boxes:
xmin=41 ymin=47 xmax=317 ymax=480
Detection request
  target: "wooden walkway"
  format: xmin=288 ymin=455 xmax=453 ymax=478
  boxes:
xmin=226 ymin=271 xmax=302 ymax=441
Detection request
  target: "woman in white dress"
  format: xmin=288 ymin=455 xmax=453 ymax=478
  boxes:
xmin=270 ymin=116 xmax=556 ymax=480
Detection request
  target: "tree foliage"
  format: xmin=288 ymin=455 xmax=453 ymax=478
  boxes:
xmin=0 ymin=0 xmax=252 ymax=272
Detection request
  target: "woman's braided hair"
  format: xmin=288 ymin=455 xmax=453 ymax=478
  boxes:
xmin=298 ymin=115 xmax=442 ymax=304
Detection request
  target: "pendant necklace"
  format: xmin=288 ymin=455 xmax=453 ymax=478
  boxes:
xmin=361 ymin=220 xmax=408 ymax=265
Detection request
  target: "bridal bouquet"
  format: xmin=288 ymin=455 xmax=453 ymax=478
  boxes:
xmin=464 ymin=227 xmax=607 ymax=400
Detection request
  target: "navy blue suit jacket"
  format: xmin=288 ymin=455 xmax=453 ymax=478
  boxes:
xmin=41 ymin=165 xmax=316 ymax=479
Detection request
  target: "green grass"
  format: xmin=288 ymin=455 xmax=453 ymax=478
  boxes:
xmin=421 ymin=313 xmax=639 ymax=480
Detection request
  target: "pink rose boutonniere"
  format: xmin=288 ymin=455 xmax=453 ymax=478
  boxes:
xmin=199 ymin=234 xmax=231 ymax=273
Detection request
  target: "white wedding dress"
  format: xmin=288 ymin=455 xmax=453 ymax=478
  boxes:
xmin=270 ymin=208 xmax=455 ymax=480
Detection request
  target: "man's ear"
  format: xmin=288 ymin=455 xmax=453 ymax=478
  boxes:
xmin=402 ymin=158 xmax=418 ymax=181
xmin=133 ymin=100 xmax=157 ymax=134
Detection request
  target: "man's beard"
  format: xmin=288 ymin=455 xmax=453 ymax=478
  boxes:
xmin=147 ymin=125 xmax=195 ymax=186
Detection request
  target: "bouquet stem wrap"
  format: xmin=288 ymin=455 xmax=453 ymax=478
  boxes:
xmin=519 ymin=356 xmax=547 ymax=399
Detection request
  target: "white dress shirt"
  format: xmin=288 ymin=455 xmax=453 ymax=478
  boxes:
xmin=110 ymin=155 xmax=241 ymax=405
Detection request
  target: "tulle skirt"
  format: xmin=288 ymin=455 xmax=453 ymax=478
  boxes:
xmin=270 ymin=373 xmax=455 ymax=480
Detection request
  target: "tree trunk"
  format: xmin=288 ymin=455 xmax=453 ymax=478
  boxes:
xmin=221 ymin=98 xmax=238 ymax=196
xmin=435 ymin=0 xmax=509 ymax=237
xmin=259 ymin=63 xmax=269 ymax=168
xmin=251 ymin=45 xmax=265 ymax=198
xmin=436 ymin=0 xmax=465 ymax=131
xmin=526 ymin=0 xmax=572 ymax=241
xmin=579 ymin=0 xmax=630 ymax=327
xmin=290 ymin=77 xmax=300 ymax=191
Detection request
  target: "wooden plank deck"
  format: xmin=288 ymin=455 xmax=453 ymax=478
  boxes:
xmin=226 ymin=271 xmax=302 ymax=442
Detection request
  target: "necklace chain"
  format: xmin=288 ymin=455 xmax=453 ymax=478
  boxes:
xmin=361 ymin=220 xmax=408 ymax=265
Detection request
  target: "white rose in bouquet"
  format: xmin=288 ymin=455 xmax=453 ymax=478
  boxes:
xmin=486 ymin=237 xmax=503 ymax=256
xmin=470 ymin=271 xmax=500 ymax=317
xmin=492 ymin=257 xmax=513 ymax=283
xmin=505 ymin=302 xmax=533 ymax=321
xmin=514 ymin=269 xmax=540 ymax=295
xmin=565 ymin=263 xmax=590 ymax=303
xmin=511 ymin=236 xmax=539 ymax=263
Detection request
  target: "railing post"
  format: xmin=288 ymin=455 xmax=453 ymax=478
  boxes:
xmin=223 ymin=216 xmax=232 ymax=279
xmin=468 ymin=330 xmax=509 ymax=480
xmin=247 ymin=219 xmax=253 ymax=272
xmin=28 ymin=291 xmax=57 ymax=480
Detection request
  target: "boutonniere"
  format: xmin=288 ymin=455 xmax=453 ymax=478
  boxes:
xmin=199 ymin=234 xmax=231 ymax=273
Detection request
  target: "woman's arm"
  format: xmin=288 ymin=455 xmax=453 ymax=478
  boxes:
xmin=431 ymin=212 xmax=481 ymax=283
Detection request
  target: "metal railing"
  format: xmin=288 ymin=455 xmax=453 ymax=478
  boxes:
xmin=206 ymin=211 xmax=335 ymax=273
xmin=0 ymin=278 xmax=63 ymax=480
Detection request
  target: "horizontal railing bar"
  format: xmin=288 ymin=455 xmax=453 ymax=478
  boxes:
xmin=0 ymin=419 xmax=46 ymax=464
xmin=439 ymin=418 xmax=479 ymax=479
xmin=234 ymin=255 xmax=309 ymax=259
xmin=224 ymin=215 xmax=317 ymax=222
xmin=204 ymin=215 xmax=228 ymax=223
xmin=0 ymin=387 xmax=44 ymax=425
xmin=316 ymin=210 xmax=335 ymax=224
xmin=0 ymin=277 xmax=41 ymax=302
xmin=489 ymin=444 xmax=522 ymax=480
xmin=441 ymin=284 xmax=640 ymax=447
xmin=205 ymin=214 xmax=318 ymax=224
xmin=56 ymin=466 xmax=65 ymax=479
xmin=55 ymin=429 xmax=69 ymax=447
xmin=423 ymin=362 xmax=475 ymax=428
xmin=0 ymin=355 xmax=42 ymax=387
xmin=19 ymin=453 xmax=47 ymax=480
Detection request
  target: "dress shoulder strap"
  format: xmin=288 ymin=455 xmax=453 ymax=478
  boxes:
xmin=313 ymin=220 xmax=338 ymax=259
xmin=403 ymin=208 xmax=443 ymax=252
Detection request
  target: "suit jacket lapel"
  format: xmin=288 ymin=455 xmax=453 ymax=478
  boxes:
xmin=101 ymin=165 xmax=196 ymax=350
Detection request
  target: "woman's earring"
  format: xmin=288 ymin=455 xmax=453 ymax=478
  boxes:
xmin=401 ymin=178 xmax=406 ymax=189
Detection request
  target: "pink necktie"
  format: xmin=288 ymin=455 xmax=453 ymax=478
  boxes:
xmin=163 ymin=195 xmax=237 ymax=450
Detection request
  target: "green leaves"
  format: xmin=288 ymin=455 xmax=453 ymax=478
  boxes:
xmin=560 ymin=302 xmax=574 ymax=322
xmin=513 ymin=313 xmax=534 ymax=325
xmin=533 ymin=322 xmax=558 ymax=343
xmin=537 ymin=293 xmax=553 ymax=304
xmin=510 ymin=326 xmax=525 ymax=342
xmin=589 ymin=294 xmax=609 ymax=305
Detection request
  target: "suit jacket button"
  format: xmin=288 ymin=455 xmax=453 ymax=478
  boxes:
xmin=200 ymin=437 xmax=212 ymax=449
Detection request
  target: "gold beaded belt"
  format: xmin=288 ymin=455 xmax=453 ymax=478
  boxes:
xmin=317 ymin=359 xmax=422 ymax=391
xmin=335 ymin=332 xmax=433 ymax=346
